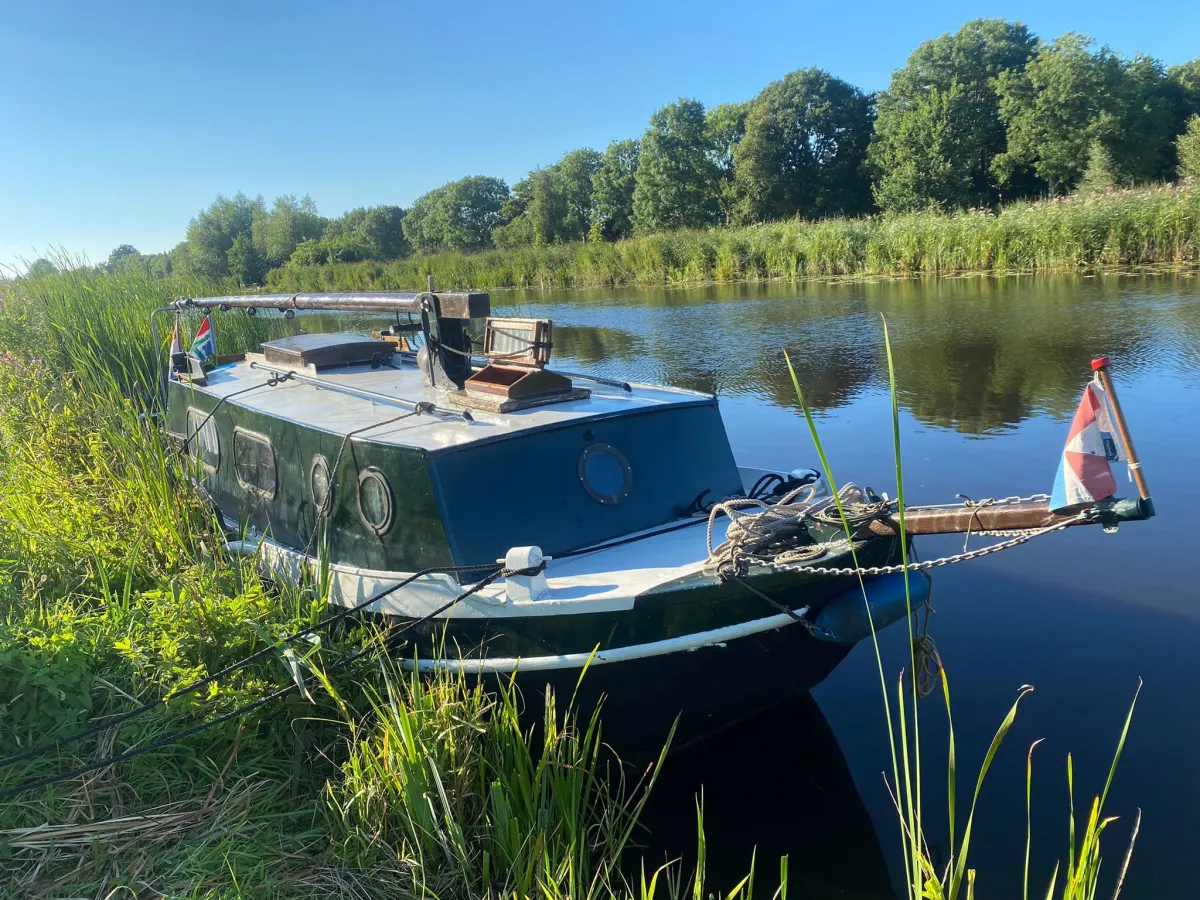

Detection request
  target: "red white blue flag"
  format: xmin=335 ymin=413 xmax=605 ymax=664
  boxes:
xmin=1050 ymin=378 xmax=1127 ymax=512
xmin=190 ymin=314 xmax=217 ymax=363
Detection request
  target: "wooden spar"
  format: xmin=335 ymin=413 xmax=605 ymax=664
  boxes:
xmin=1092 ymin=355 xmax=1151 ymax=501
xmin=867 ymin=501 xmax=1082 ymax=536
xmin=176 ymin=292 xmax=491 ymax=320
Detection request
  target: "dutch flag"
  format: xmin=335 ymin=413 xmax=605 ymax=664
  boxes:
xmin=1050 ymin=378 xmax=1127 ymax=512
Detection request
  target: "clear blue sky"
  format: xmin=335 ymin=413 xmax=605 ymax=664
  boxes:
xmin=3 ymin=0 xmax=1197 ymax=271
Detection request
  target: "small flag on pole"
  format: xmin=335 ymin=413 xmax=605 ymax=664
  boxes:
xmin=190 ymin=314 xmax=217 ymax=364
xmin=169 ymin=312 xmax=183 ymax=356
xmin=168 ymin=312 xmax=183 ymax=380
xmin=1050 ymin=376 xmax=1127 ymax=512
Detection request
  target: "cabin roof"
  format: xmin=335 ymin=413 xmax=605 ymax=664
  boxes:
xmin=176 ymin=351 xmax=715 ymax=453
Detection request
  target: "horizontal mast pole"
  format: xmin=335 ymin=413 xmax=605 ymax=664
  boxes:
xmin=868 ymin=502 xmax=1077 ymax=536
xmin=177 ymin=292 xmax=490 ymax=319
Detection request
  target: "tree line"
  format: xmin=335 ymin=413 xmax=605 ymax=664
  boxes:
xmin=56 ymin=19 xmax=1200 ymax=285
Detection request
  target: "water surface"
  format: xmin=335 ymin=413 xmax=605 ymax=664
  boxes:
xmin=504 ymin=273 xmax=1199 ymax=899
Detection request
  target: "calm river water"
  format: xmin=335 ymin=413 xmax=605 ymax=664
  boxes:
xmin=503 ymin=273 xmax=1199 ymax=899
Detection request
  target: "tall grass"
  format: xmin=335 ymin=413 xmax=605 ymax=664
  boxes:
xmin=267 ymin=185 xmax=1200 ymax=292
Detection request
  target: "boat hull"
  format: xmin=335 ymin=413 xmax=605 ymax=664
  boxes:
xmin=389 ymin=569 xmax=931 ymax=752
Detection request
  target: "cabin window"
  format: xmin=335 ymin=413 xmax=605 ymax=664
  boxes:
xmin=233 ymin=428 xmax=277 ymax=499
xmin=311 ymin=455 xmax=333 ymax=513
xmin=185 ymin=408 xmax=220 ymax=472
xmin=578 ymin=443 xmax=632 ymax=506
xmin=357 ymin=468 xmax=394 ymax=535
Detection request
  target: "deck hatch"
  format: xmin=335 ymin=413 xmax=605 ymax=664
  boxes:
xmin=261 ymin=333 xmax=395 ymax=369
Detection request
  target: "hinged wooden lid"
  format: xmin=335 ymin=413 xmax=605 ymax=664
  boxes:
xmin=482 ymin=318 xmax=552 ymax=368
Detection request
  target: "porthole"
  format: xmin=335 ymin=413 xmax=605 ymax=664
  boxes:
xmin=185 ymin=407 xmax=220 ymax=472
xmin=232 ymin=428 xmax=276 ymax=499
xmin=578 ymin=443 xmax=632 ymax=506
xmin=357 ymin=468 xmax=394 ymax=535
xmin=310 ymin=455 xmax=332 ymax=513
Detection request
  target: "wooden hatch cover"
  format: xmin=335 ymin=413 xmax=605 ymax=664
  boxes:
xmin=261 ymin=333 xmax=395 ymax=369
xmin=458 ymin=317 xmax=589 ymax=412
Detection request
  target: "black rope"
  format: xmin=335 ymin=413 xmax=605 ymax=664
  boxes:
xmin=747 ymin=473 xmax=785 ymax=500
xmin=554 ymin=516 xmax=710 ymax=560
xmin=0 ymin=565 xmax=535 ymax=800
xmin=0 ymin=560 xmax=498 ymax=772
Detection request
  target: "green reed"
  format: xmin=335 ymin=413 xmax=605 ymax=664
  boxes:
xmin=267 ymin=184 xmax=1200 ymax=292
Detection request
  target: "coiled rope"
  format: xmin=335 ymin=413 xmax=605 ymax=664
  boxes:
xmin=705 ymin=483 xmax=883 ymax=578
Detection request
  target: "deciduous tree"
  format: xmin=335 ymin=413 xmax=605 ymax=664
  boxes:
xmin=632 ymin=99 xmax=721 ymax=234
xmin=1178 ymin=115 xmax=1200 ymax=181
xmin=24 ymin=258 xmax=57 ymax=278
xmin=402 ymin=176 xmax=509 ymax=254
xmin=1166 ymin=59 xmax=1200 ymax=124
xmin=590 ymin=139 xmax=640 ymax=241
xmin=732 ymin=68 xmax=874 ymax=222
xmin=995 ymin=35 xmax=1174 ymax=193
xmin=252 ymin=195 xmax=327 ymax=268
xmin=185 ymin=193 xmax=264 ymax=278
xmin=105 ymin=244 xmax=139 ymax=272
xmin=555 ymin=148 xmax=602 ymax=242
xmin=226 ymin=233 xmax=266 ymax=286
xmin=706 ymin=103 xmax=748 ymax=222
xmin=869 ymin=19 xmax=1037 ymax=211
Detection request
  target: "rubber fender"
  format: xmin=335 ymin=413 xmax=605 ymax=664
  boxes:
xmin=811 ymin=571 xmax=932 ymax=645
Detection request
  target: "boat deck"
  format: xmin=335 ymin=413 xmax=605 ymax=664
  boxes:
xmin=180 ymin=350 xmax=713 ymax=453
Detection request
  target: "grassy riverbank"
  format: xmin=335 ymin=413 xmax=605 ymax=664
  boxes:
xmin=266 ymin=185 xmax=1200 ymax=292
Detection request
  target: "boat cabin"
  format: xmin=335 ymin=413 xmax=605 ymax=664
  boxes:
xmin=164 ymin=291 xmax=744 ymax=577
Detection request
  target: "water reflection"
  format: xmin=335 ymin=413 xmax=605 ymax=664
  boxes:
xmin=505 ymin=273 xmax=1196 ymax=435
xmin=635 ymin=691 xmax=895 ymax=900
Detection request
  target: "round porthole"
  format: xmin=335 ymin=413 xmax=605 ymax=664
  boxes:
xmin=578 ymin=443 xmax=632 ymax=506
xmin=357 ymin=468 xmax=394 ymax=535
xmin=310 ymin=455 xmax=332 ymax=513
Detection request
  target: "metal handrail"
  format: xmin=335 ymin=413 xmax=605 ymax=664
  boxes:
xmin=246 ymin=361 xmax=472 ymax=421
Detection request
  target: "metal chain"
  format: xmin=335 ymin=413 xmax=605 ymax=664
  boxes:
xmin=742 ymin=512 xmax=1089 ymax=578
xmin=905 ymin=493 xmax=1052 ymax=512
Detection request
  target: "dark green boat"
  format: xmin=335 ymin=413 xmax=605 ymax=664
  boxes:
xmin=160 ymin=290 xmax=1153 ymax=744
